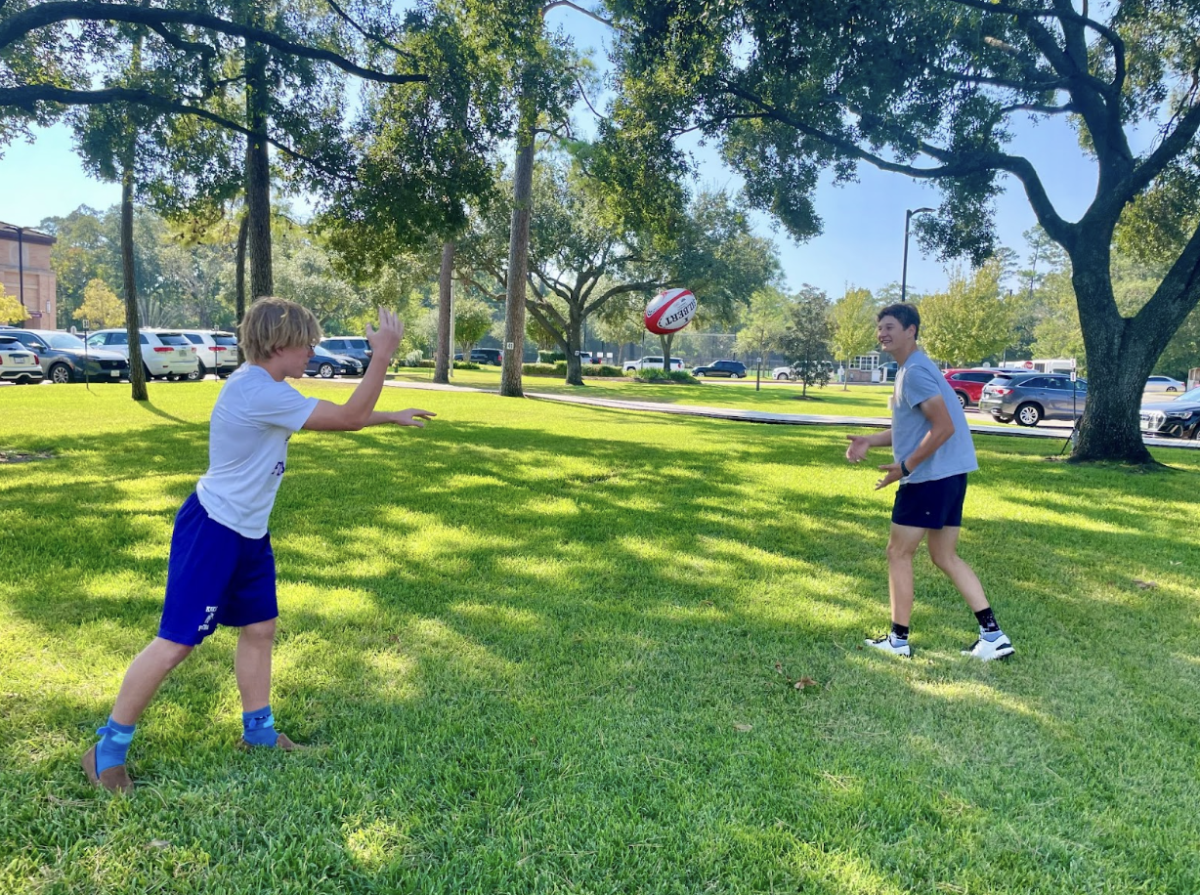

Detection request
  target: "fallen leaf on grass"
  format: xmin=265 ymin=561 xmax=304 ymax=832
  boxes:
xmin=733 ymin=723 xmax=753 ymax=732
xmin=1133 ymin=578 xmax=1158 ymax=589
xmin=699 ymin=600 xmax=715 ymax=607
xmin=149 ymin=840 xmax=171 ymax=849
xmin=794 ymin=677 xmax=819 ymax=690
xmin=774 ymin=662 xmax=783 ymax=674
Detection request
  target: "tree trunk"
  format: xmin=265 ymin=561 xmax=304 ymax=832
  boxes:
xmin=121 ymin=167 xmax=148 ymax=402
xmin=435 ymin=240 xmax=454 ymax=384
xmin=564 ymin=306 xmax=584 ymax=385
xmin=1069 ymin=239 xmax=1157 ymax=463
xmin=245 ymin=37 xmax=273 ymax=299
xmin=658 ymin=333 xmax=674 ymax=374
xmin=500 ymin=93 xmax=538 ymax=398
xmin=235 ymin=211 xmax=248 ymax=366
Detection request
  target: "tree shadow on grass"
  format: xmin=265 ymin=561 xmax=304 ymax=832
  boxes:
xmin=3 ymin=410 xmax=1200 ymax=892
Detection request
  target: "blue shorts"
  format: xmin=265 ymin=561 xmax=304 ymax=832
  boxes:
xmin=891 ymin=473 xmax=968 ymax=530
xmin=157 ymin=493 xmax=278 ymax=646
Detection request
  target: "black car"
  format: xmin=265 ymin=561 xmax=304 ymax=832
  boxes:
xmin=454 ymin=348 xmax=503 ymax=365
xmin=692 ymin=359 xmax=746 ymax=378
xmin=320 ymin=336 xmax=373 ymax=369
xmin=305 ymin=345 xmax=363 ymax=378
xmin=1140 ymin=387 xmax=1200 ymax=439
xmin=1 ymin=328 xmax=129 ymax=383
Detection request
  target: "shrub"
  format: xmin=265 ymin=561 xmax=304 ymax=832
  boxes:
xmin=537 ymin=350 xmax=566 ymax=364
xmin=403 ymin=350 xmax=424 ymax=367
xmin=635 ymin=369 xmax=698 ymax=384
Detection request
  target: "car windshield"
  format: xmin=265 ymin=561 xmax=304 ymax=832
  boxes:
xmin=312 ymin=345 xmax=334 ymax=357
xmin=46 ymin=333 xmax=86 ymax=349
xmin=1173 ymin=386 xmax=1200 ymax=402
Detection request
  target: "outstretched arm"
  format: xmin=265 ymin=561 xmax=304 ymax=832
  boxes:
xmin=364 ymin=409 xmax=436 ymax=428
xmin=303 ymin=308 xmax=406 ymax=432
xmin=845 ymin=428 xmax=892 ymax=462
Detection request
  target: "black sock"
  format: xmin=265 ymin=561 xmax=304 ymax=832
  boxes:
xmin=974 ymin=607 xmax=999 ymax=633
xmin=890 ymin=622 xmax=910 ymax=641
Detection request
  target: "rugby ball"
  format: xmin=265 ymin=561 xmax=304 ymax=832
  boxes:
xmin=644 ymin=288 xmax=697 ymax=335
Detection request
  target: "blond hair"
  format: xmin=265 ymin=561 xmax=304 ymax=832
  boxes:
xmin=239 ymin=296 xmax=323 ymax=364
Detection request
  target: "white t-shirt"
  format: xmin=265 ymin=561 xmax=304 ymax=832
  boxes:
xmin=195 ymin=365 xmax=318 ymax=538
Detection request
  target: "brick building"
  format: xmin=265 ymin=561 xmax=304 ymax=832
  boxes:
xmin=0 ymin=223 xmax=57 ymax=328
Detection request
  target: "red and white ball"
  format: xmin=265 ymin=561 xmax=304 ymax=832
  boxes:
xmin=644 ymin=288 xmax=697 ymax=335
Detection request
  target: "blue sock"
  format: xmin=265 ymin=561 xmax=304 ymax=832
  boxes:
xmin=242 ymin=705 xmax=279 ymax=747
xmin=95 ymin=717 xmax=136 ymax=773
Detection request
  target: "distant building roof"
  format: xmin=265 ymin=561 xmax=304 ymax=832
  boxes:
xmin=0 ymin=222 xmax=55 ymax=246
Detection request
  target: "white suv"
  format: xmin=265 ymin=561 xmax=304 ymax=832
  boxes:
xmin=179 ymin=329 xmax=239 ymax=379
xmin=86 ymin=328 xmax=199 ymax=380
xmin=623 ymin=356 xmax=684 ymax=372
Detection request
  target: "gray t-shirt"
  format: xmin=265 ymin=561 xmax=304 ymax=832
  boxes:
xmin=892 ymin=350 xmax=978 ymax=484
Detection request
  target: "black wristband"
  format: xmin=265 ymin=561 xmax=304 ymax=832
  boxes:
xmin=900 ymin=459 xmax=911 ymax=477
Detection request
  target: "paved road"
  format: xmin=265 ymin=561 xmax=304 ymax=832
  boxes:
xmin=380 ymin=379 xmax=1199 ymax=451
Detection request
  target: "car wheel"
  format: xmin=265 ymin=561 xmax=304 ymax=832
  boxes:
xmin=187 ymin=363 xmax=206 ymax=381
xmin=1167 ymin=386 xmax=1177 ymax=392
xmin=694 ymin=371 xmax=704 ymax=377
xmin=775 ymin=373 xmax=789 ymax=380
xmin=318 ymin=363 xmax=335 ymax=379
xmin=732 ymin=372 xmax=743 ymax=379
xmin=955 ymin=391 xmax=968 ymax=408
xmin=49 ymin=363 xmax=72 ymax=384
xmin=992 ymin=413 xmax=1012 ymax=424
xmin=1015 ymin=403 xmax=1042 ymax=427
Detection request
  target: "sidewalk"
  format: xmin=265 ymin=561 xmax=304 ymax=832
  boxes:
xmin=383 ymin=378 xmax=1200 ymax=450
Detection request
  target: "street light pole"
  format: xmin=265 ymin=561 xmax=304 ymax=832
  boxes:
xmin=900 ymin=207 xmax=935 ymax=303
xmin=1 ymin=223 xmax=27 ymax=316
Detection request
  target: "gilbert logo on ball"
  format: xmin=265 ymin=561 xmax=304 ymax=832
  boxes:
xmin=644 ymin=288 xmax=697 ymax=335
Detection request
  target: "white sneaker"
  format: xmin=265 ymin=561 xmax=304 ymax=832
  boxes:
xmin=865 ymin=634 xmax=911 ymax=657
xmin=961 ymin=631 xmax=1014 ymax=661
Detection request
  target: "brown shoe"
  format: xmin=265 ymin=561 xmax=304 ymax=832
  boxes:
xmin=81 ymin=745 xmax=134 ymax=794
xmin=238 ymin=732 xmax=304 ymax=752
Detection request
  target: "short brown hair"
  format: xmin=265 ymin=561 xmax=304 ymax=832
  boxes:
xmin=239 ymin=296 xmax=322 ymax=364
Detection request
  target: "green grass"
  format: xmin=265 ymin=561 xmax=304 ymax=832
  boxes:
xmin=2 ymin=381 xmax=1199 ymax=894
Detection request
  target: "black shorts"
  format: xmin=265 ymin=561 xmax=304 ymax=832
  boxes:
xmin=891 ymin=473 xmax=968 ymax=530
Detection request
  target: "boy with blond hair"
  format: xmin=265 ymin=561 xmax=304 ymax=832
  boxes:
xmin=84 ymin=298 xmax=434 ymax=792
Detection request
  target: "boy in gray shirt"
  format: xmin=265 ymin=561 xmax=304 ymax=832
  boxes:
xmin=845 ymin=303 xmax=1013 ymax=661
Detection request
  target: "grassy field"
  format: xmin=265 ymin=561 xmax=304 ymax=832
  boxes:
xmin=2 ymin=381 xmax=1198 ymax=894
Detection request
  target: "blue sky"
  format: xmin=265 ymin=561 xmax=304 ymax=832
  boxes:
xmin=0 ymin=7 xmax=1106 ymax=302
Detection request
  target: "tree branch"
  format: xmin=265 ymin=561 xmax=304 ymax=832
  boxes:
xmin=145 ymin=22 xmax=216 ymax=59
xmin=323 ymin=0 xmax=415 ymax=61
xmin=0 ymin=84 xmax=353 ymax=181
xmin=0 ymin=2 xmax=427 ymax=85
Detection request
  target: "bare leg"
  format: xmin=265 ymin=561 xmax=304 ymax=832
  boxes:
xmin=886 ymin=524 xmax=927 ymax=626
xmin=927 ymin=527 xmax=989 ymax=613
xmin=110 ymin=637 xmax=195 ymax=726
xmin=235 ymin=618 xmax=276 ymax=712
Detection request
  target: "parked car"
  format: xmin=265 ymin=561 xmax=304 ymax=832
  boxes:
xmin=306 ymin=344 xmax=363 ymax=378
xmin=320 ymin=336 xmax=374 ymax=369
xmin=85 ymin=328 xmax=199 ymax=380
xmin=943 ymin=368 xmax=1000 ymax=407
xmin=0 ymin=335 xmax=45 ymax=384
xmin=692 ymin=359 xmax=747 ymax=378
xmin=1139 ymin=387 xmax=1200 ymax=439
xmin=1 ymin=328 xmax=128 ymax=383
xmin=179 ymin=329 xmax=238 ymax=379
xmin=978 ymin=372 xmax=1087 ymax=426
xmin=1144 ymin=375 xmax=1185 ymax=394
xmin=453 ymin=348 xmax=504 ymax=365
xmin=624 ymin=356 xmax=684 ymax=372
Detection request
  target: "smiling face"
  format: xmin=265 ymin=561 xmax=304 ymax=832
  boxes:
xmin=876 ymin=314 xmax=918 ymax=362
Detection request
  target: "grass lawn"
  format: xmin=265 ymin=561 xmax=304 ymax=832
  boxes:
xmin=2 ymin=381 xmax=1198 ymax=894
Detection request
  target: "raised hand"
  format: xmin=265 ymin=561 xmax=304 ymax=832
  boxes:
xmin=365 ymin=307 xmax=404 ymax=361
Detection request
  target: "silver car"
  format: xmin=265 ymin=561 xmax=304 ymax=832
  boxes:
xmin=978 ymin=372 xmax=1087 ymax=427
